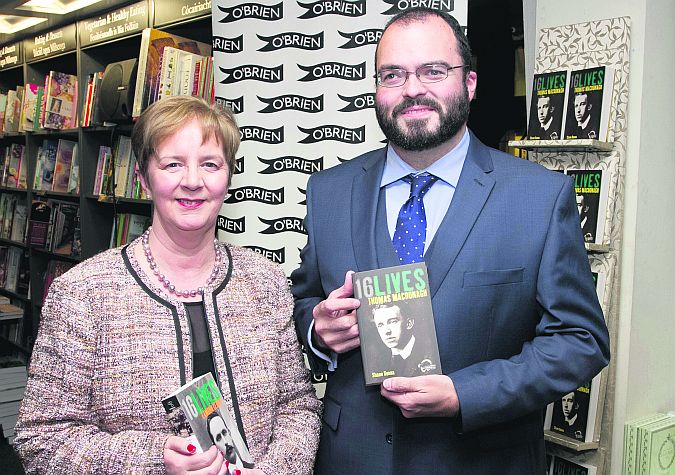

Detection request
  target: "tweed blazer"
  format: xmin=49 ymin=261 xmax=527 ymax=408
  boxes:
xmin=15 ymin=239 xmax=321 ymax=475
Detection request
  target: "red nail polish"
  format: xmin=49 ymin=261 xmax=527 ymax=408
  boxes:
xmin=187 ymin=444 xmax=196 ymax=453
xmin=234 ymin=470 xmax=241 ymax=475
xmin=225 ymin=459 xmax=229 ymax=467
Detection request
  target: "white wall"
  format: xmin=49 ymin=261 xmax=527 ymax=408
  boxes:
xmin=530 ymin=0 xmax=675 ymax=472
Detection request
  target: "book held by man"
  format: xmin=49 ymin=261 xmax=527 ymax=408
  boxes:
xmin=162 ymin=372 xmax=253 ymax=472
xmin=352 ymin=262 xmax=442 ymax=385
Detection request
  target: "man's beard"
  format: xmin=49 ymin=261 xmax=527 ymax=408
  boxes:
xmin=375 ymin=87 xmax=470 ymax=152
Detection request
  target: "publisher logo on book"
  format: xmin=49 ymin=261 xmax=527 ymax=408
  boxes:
xmin=215 ymin=96 xmax=244 ymax=114
xmin=258 ymin=156 xmax=323 ymax=175
xmin=258 ymin=94 xmax=323 ymax=114
xmin=257 ymin=32 xmax=323 ymax=52
xmin=298 ymin=125 xmax=365 ymax=144
xmin=218 ymin=2 xmax=283 ymax=23
xmin=259 ymin=217 xmax=306 ymax=235
xmin=225 ymin=186 xmax=284 ymax=205
xmin=298 ymin=0 xmax=366 ymax=19
xmin=418 ymin=359 xmax=438 ymax=374
xmin=240 ymin=126 xmax=284 ymax=144
xmin=219 ymin=64 xmax=283 ymax=84
xmin=382 ymin=0 xmax=455 ymax=16
xmin=216 ymin=216 xmax=245 ymax=234
xmin=244 ymin=245 xmax=285 ymax=264
xmin=338 ymin=93 xmax=375 ymax=112
xmin=338 ymin=29 xmax=382 ymax=49
xmin=298 ymin=62 xmax=365 ymax=81
xmin=212 ymin=35 xmax=243 ymax=53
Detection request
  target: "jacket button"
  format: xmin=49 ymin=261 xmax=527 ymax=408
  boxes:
xmin=386 ymin=433 xmax=393 ymax=444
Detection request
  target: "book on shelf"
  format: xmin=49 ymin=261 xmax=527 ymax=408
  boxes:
xmin=52 ymin=139 xmax=77 ymax=193
xmin=18 ymin=83 xmax=42 ymax=132
xmin=548 ymin=454 xmax=597 ymax=475
xmin=15 ymin=251 xmax=29 ymax=296
xmin=93 ymin=145 xmax=112 ymax=195
xmin=623 ymin=413 xmax=673 ymax=475
xmin=113 ymin=135 xmax=133 ymax=197
xmin=563 ymin=65 xmax=616 ymax=142
xmin=26 ymin=200 xmax=52 ymax=248
xmin=67 ymin=144 xmax=80 ymax=194
xmin=4 ymin=247 xmax=23 ymax=292
xmin=50 ymin=202 xmax=79 ymax=256
xmin=38 ymin=139 xmax=58 ymax=192
xmin=41 ymin=71 xmax=78 ymax=130
xmin=132 ymin=28 xmax=212 ymax=118
xmin=0 ymin=194 xmax=17 ymax=240
xmin=3 ymin=89 xmax=19 ymax=133
xmin=352 ymin=262 xmax=442 ymax=385
xmin=42 ymin=259 xmax=74 ymax=305
xmin=9 ymin=201 xmax=28 ymax=243
xmin=544 ymin=372 xmax=603 ymax=443
xmin=0 ymin=93 xmax=6 ymax=133
xmin=3 ymin=144 xmax=24 ymax=188
xmin=527 ymin=70 xmax=568 ymax=140
xmin=162 ymin=372 xmax=254 ymax=471
xmin=111 ymin=213 xmax=151 ymax=247
xmin=565 ymin=168 xmax=609 ymax=246
xmin=636 ymin=415 xmax=675 ymax=475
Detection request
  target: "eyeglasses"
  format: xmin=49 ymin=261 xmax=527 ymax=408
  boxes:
xmin=374 ymin=64 xmax=468 ymax=88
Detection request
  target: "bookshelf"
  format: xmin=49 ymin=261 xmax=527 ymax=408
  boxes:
xmin=0 ymin=0 xmax=212 ymax=354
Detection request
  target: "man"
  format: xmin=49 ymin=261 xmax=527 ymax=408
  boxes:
xmin=576 ymin=193 xmax=595 ymax=242
xmin=371 ymin=303 xmax=437 ymax=377
xmin=567 ymin=92 xmax=597 ymax=139
xmin=291 ymin=8 xmax=609 ymax=474
xmin=530 ymin=95 xmax=559 ymax=139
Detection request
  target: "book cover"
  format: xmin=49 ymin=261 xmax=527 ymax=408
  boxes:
xmin=3 ymin=90 xmax=17 ymax=133
xmin=162 ymin=372 xmax=253 ymax=472
xmin=0 ymin=194 xmax=17 ymax=240
xmin=0 ymin=93 xmax=6 ymax=133
xmin=16 ymin=144 xmax=27 ymax=190
xmin=114 ymin=135 xmax=133 ymax=197
xmin=10 ymin=202 xmax=27 ymax=243
xmin=545 ymin=373 xmax=602 ymax=443
xmin=624 ymin=414 xmax=668 ymax=475
xmin=27 ymin=200 xmax=52 ymax=248
xmin=352 ymin=262 xmax=442 ymax=385
xmin=132 ymin=28 xmax=211 ymax=117
xmin=637 ymin=416 xmax=675 ymax=475
xmin=39 ymin=139 xmax=59 ymax=191
xmin=67 ymin=144 xmax=79 ymax=194
xmin=51 ymin=203 xmax=79 ymax=256
xmin=566 ymin=169 xmax=609 ymax=245
xmin=563 ymin=65 xmax=616 ymax=141
xmin=158 ymin=46 xmax=179 ymax=100
xmin=52 ymin=139 xmax=77 ymax=193
xmin=4 ymin=247 xmax=22 ymax=292
xmin=19 ymin=83 xmax=40 ymax=132
xmin=528 ymin=70 xmax=568 ymax=140
xmin=42 ymin=71 xmax=78 ymax=130
xmin=16 ymin=250 xmax=30 ymax=296
xmin=549 ymin=454 xmax=597 ymax=475
xmin=5 ymin=143 xmax=24 ymax=188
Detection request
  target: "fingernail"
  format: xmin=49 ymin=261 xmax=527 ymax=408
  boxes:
xmin=225 ymin=459 xmax=229 ymax=467
xmin=234 ymin=470 xmax=241 ymax=475
xmin=187 ymin=444 xmax=196 ymax=453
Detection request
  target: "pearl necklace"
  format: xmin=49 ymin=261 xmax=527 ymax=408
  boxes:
xmin=141 ymin=227 xmax=223 ymax=298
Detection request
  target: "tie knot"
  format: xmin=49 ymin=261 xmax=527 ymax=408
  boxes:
xmin=404 ymin=173 xmax=438 ymax=199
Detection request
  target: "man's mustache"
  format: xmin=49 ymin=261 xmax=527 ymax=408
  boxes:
xmin=392 ymin=98 xmax=441 ymax=117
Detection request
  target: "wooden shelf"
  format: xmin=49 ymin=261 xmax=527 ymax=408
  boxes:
xmin=508 ymin=139 xmax=614 ymax=152
xmin=544 ymin=430 xmax=600 ymax=451
xmin=586 ymin=243 xmax=610 ymax=253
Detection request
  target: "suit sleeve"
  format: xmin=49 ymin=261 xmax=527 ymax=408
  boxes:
xmin=450 ymin=176 xmax=610 ymax=433
xmin=291 ymin=175 xmax=330 ymax=375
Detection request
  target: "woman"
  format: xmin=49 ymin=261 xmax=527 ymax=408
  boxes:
xmin=15 ymin=96 xmax=322 ymax=475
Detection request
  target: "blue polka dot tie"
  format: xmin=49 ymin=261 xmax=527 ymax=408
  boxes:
xmin=392 ymin=173 xmax=439 ymax=264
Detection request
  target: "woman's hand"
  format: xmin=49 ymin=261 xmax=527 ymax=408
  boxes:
xmin=240 ymin=470 xmax=266 ymax=475
xmin=164 ymin=436 xmax=229 ymax=475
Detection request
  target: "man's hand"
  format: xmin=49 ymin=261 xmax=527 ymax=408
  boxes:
xmin=312 ymin=271 xmax=361 ymax=354
xmin=380 ymin=375 xmax=460 ymax=418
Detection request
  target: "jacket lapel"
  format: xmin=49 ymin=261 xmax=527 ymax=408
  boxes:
xmin=351 ymin=148 xmax=387 ymax=272
xmin=425 ymin=134 xmax=495 ymax=298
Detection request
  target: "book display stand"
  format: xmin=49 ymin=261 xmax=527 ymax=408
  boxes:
xmin=510 ymin=16 xmax=631 ymax=471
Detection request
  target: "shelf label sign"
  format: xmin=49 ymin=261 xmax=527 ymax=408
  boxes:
xmin=79 ymin=1 xmax=149 ymax=47
xmin=24 ymin=23 xmax=77 ymax=62
xmin=0 ymin=42 xmax=23 ymax=70
xmin=154 ymin=0 xmax=211 ymax=27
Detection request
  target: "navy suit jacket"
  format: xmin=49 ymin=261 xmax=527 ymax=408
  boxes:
xmin=291 ymin=133 xmax=609 ymax=474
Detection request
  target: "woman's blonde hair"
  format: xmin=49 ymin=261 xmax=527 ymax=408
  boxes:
xmin=131 ymin=96 xmax=240 ymax=181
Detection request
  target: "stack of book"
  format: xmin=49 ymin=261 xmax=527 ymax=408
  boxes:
xmin=26 ymin=199 xmax=80 ymax=258
xmin=623 ymin=413 xmax=675 ymax=475
xmin=32 ymin=139 xmax=79 ymax=194
xmin=0 ymin=364 xmax=28 ymax=444
xmin=92 ymin=136 xmax=146 ymax=199
xmin=110 ymin=213 xmax=151 ymax=247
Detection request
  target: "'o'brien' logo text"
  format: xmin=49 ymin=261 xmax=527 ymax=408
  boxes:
xmin=216 ymin=216 xmax=245 ymax=234
xmin=259 ymin=156 xmax=323 ymax=175
xmin=338 ymin=29 xmax=382 ymax=49
xmin=258 ymin=94 xmax=323 ymax=113
xmin=382 ymin=0 xmax=455 ymax=16
xmin=298 ymin=62 xmax=365 ymax=81
xmin=240 ymin=125 xmax=284 ymax=144
xmin=259 ymin=217 xmax=307 ymax=235
xmin=220 ymin=64 xmax=283 ymax=84
xmin=245 ymin=245 xmax=285 ymax=264
xmin=257 ymin=32 xmax=323 ymax=52
xmin=225 ymin=186 xmax=284 ymax=205
xmin=298 ymin=0 xmax=366 ymax=19
xmin=298 ymin=187 xmax=307 ymax=205
xmin=218 ymin=2 xmax=283 ymax=23
xmin=338 ymin=93 xmax=375 ymax=112
xmin=298 ymin=125 xmax=365 ymax=144
xmin=233 ymin=157 xmax=244 ymax=175
xmin=212 ymin=35 xmax=243 ymax=53
xmin=215 ymin=96 xmax=244 ymax=114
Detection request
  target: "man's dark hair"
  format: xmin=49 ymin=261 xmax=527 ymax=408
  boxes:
xmin=375 ymin=8 xmax=472 ymax=79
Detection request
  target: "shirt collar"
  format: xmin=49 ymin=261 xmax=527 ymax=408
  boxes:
xmin=380 ymin=128 xmax=470 ymax=188
xmin=392 ymin=335 xmax=416 ymax=359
